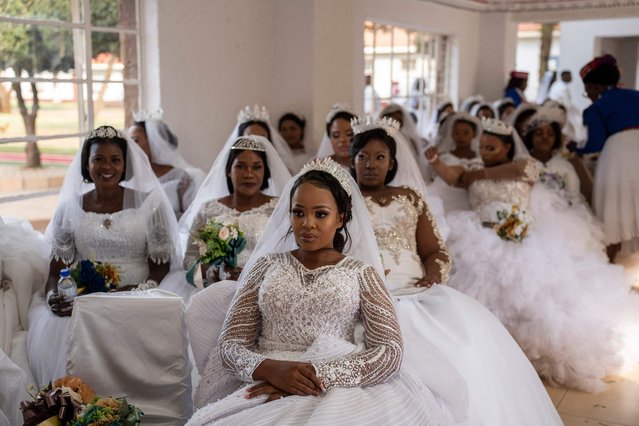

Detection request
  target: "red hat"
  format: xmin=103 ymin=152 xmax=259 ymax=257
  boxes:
xmin=510 ymin=70 xmax=529 ymax=79
xmin=580 ymin=54 xmax=617 ymax=80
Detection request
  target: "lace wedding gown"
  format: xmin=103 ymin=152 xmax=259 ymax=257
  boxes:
xmin=27 ymin=191 xmax=173 ymax=387
xmin=446 ymin=161 xmax=627 ymax=392
xmin=188 ymin=253 xmax=456 ymax=425
xmin=366 ymin=189 xmax=561 ymax=424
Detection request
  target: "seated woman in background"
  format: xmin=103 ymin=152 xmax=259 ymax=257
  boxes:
xmin=278 ymin=112 xmax=311 ymax=173
xmin=427 ymin=118 xmax=627 ymax=393
xmin=234 ymin=105 xmax=298 ymax=174
xmin=180 ymin=135 xmax=291 ymax=285
xmin=315 ymin=103 xmax=357 ymax=169
xmin=351 ymin=117 xmax=561 ymax=425
xmin=187 ymin=158 xmax=462 ymax=425
xmin=470 ymin=102 xmax=496 ymax=120
xmin=27 ymin=126 xmax=179 ymax=387
xmin=128 ymin=114 xmax=205 ymax=218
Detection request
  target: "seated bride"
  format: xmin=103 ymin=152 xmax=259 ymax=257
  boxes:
xmin=187 ymin=159 xmax=460 ymax=425
xmin=27 ymin=125 xmax=179 ymax=387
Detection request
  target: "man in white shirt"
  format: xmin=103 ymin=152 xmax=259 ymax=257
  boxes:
xmin=549 ymin=70 xmax=573 ymax=108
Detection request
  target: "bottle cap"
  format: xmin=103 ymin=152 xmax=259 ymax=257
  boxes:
xmin=60 ymin=268 xmax=71 ymax=278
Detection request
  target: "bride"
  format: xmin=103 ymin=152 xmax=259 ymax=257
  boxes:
xmin=351 ymin=116 xmax=561 ymax=424
xmin=27 ymin=126 xmax=179 ymax=387
xmin=427 ymin=117 xmax=627 ymax=392
xmin=180 ymin=135 xmax=291 ymax=284
xmin=187 ymin=158 xmax=459 ymax=425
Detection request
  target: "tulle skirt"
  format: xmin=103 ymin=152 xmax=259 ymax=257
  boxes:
xmin=593 ymin=129 xmax=639 ymax=249
xmin=427 ymin=177 xmax=471 ymax=213
xmin=446 ymin=202 xmax=627 ymax=392
xmin=396 ymin=286 xmax=562 ymax=425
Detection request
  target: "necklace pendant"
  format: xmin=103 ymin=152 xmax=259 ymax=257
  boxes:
xmin=103 ymin=218 xmax=112 ymax=229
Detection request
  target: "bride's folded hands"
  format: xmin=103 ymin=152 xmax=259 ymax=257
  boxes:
xmin=252 ymin=359 xmax=323 ymax=397
xmin=244 ymin=382 xmax=291 ymax=402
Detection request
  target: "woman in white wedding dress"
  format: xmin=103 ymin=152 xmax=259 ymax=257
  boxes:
xmin=27 ymin=126 xmax=179 ymax=387
xmin=187 ymin=159 xmax=459 ymax=425
xmin=314 ymin=103 xmax=357 ymax=169
xmin=128 ymin=114 xmax=205 ymax=218
xmin=351 ymin=117 xmax=561 ymax=424
xmin=426 ymin=118 xmax=627 ymax=393
xmin=427 ymin=112 xmax=483 ymax=213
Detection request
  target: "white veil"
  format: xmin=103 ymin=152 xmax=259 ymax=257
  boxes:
xmin=315 ymin=103 xmax=358 ymax=159
xmin=379 ymin=103 xmax=426 ymax=152
xmin=177 ymin=135 xmax=292 ymax=251
xmin=460 ymin=95 xmax=484 ymax=113
xmin=469 ymin=102 xmax=497 ymax=119
xmin=432 ymin=112 xmax=482 ymax=154
xmin=423 ymin=99 xmax=454 ymax=142
xmin=46 ymin=126 xmax=181 ymax=267
xmin=236 ymin=158 xmax=385 ymax=285
xmin=230 ymin=105 xmax=297 ymax=174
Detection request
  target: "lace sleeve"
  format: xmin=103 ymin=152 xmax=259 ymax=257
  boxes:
xmin=313 ymin=265 xmax=403 ymax=389
xmin=217 ymin=256 xmax=269 ymax=382
xmin=416 ymin=195 xmax=451 ymax=284
xmin=145 ymin=190 xmax=173 ymax=264
xmin=522 ymin=159 xmax=540 ymax=184
xmin=50 ymin=202 xmax=76 ymax=265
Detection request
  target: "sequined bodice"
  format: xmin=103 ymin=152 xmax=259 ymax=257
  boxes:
xmin=185 ymin=198 xmax=277 ymax=268
xmin=218 ymin=252 xmax=402 ymax=389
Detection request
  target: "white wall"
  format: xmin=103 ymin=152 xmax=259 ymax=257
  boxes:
xmin=559 ymin=17 xmax=639 ymax=112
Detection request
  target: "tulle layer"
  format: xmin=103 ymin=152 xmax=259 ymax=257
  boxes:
xmin=447 ymin=207 xmax=627 ymax=392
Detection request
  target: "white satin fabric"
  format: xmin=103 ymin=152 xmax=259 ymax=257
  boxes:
xmin=67 ymin=290 xmax=192 ymax=425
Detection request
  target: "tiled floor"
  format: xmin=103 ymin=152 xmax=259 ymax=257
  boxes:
xmin=3 ymin=190 xmax=639 ymax=425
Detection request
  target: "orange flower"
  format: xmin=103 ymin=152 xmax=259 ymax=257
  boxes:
xmin=53 ymin=375 xmax=96 ymax=404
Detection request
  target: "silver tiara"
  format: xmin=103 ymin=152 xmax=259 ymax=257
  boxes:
xmin=325 ymin=102 xmax=357 ymax=124
xmin=481 ymin=117 xmax=512 ymax=136
xmin=351 ymin=116 xmax=400 ymax=137
xmin=132 ymin=108 xmax=163 ymax=122
xmin=86 ymin=126 xmax=122 ymax=140
xmin=299 ymin=158 xmax=353 ymax=196
xmin=238 ymin=105 xmax=270 ymax=124
xmin=231 ymin=135 xmax=267 ymax=152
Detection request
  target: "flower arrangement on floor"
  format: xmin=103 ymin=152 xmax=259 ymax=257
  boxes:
xmin=20 ymin=376 xmax=143 ymax=426
xmin=71 ymin=260 xmax=121 ymax=294
xmin=492 ymin=205 xmax=529 ymax=242
xmin=186 ymin=220 xmax=246 ymax=286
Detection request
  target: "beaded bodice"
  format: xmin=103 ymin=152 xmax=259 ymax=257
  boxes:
xmin=218 ymin=252 xmax=402 ymax=390
xmin=184 ymin=198 xmax=277 ymax=269
xmin=468 ymin=161 xmax=539 ymax=223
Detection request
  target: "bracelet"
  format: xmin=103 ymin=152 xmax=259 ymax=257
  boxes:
xmin=427 ymin=153 xmax=439 ymax=164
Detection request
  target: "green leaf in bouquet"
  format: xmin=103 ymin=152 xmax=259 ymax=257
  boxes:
xmin=235 ymin=237 xmax=246 ymax=253
xmin=186 ymin=261 xmax=200 ymax=286
xmin=118 ymin=398 xmax=144 ymax=426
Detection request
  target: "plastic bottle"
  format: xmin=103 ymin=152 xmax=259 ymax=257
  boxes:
xmin=57 ymin=268 xmax=77 ymax=299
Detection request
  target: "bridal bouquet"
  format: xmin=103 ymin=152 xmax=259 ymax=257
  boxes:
xmin=493 ymin=205 xmax=529 ymax=242
xmin=71 ymin=260 xmax=121 ymax=294
xmin=20 ymin=376 xmax=143 ymax=426
xmin=186 ymin=219 xmax=246 ymax=285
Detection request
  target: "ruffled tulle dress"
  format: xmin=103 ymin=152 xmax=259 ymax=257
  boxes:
xmin=366 ymin=189 xmax=561 ymax=424
xmin=187 ymin=253 xmax=457 ymax=425
xmin=27 ymin=193 xmax=174 ymax=388
xmin=427 ymin=153 xmax=483 ymax=213
xmin=446 ymin=160 xmax=627 ymax=392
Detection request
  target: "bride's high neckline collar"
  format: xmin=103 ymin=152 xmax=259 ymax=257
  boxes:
xmin=287 ymin=251 xmax=348 ymax=272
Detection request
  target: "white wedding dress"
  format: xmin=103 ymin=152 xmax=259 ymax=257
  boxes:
xmin=446 ymin=160 xmax=627 ymax=392
xmin=158 ymin=167 xmax=195 ymax=219
xmin=428 ymin=153 xmax=483 ymax=213
xmin=27 ymin=190 xmax=173 ymax=387
xmin=187 ymin=253 xmax=456 ymax=425
xmin=366 ymin=189 xmax=561 ymax=424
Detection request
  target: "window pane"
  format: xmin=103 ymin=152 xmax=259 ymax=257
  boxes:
xmin=0 ymin=82 xmax=81 ymax=139
xmin=0 ymin=0 xmax=78 ymax=23
xmin=91 ymin=31 xmax=138 ymax=82
xmin=90 ymin=0 xmax=136 ymax=29
xmin=92 ymin=82 xmax=138 ymax=129
xmin=0 ymin=22 xmax=78 ymax=78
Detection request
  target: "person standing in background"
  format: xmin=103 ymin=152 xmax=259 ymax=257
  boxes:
xmin=504 ymin=70 xmax=529 ymax=106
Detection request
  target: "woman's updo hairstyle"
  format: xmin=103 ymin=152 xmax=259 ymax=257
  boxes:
xmin=289 ymin=170 xmax=353 ymax=252
xmin=81 ymin=125 xmax=129 ymax=182
xmin=238 ymin=120 xmax=272 ymax=142
xmin=349 ymin=128 xmax=398 ymax=184
xmin=326 ymin=111 xmax=356 ymax=135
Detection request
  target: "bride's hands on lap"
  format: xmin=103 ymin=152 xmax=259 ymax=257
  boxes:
xmin=250 ymin=359 xmax=323 ymax=399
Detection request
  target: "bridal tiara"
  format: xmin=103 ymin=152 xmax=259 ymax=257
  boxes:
xmin=86 ymin=125 xmax=122 ymax=140
xmin=299 ymin=158 xmax=353 ymax=196
xmin=231 ymin=135 xmax=267 ymax=152
xmin=481 ymin=117 xmax=513 ymax=136
xmin=351 ymin=116 xmax=401 ymax=137
xmin=238 ymin=105 xmax=270 ymax=124
xmin=325 ymin=102 xmax=357 ymax=124
xmin=132 ymin=108 xmax=164 ymax=122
